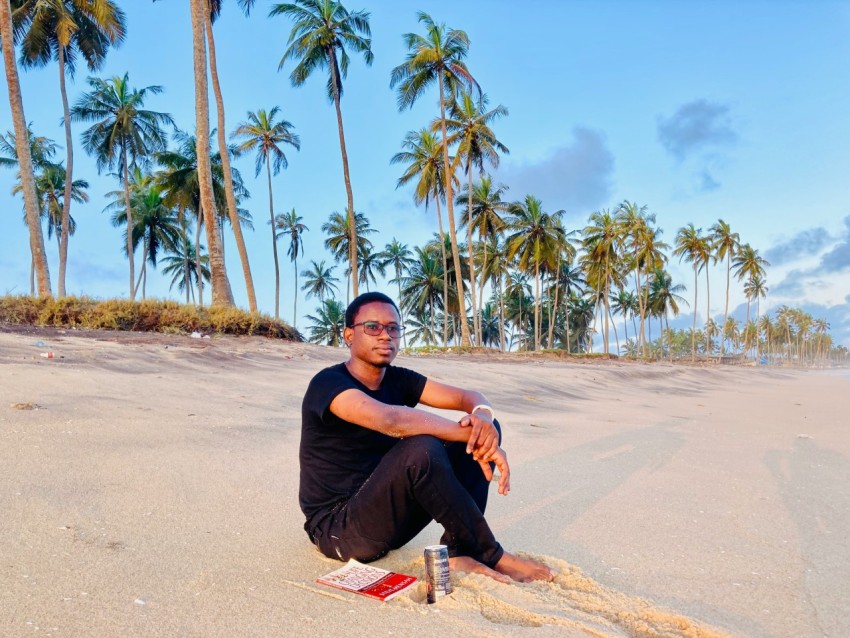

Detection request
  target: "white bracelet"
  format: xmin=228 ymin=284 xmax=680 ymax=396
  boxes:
xmin=471 ymin=404 xmax=495 ymax=420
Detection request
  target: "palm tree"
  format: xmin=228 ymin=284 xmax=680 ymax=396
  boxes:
xmin=203 ymin=0 xmax=258 ymax=311
xmin=582 ymin=209 xmax=621 ymax=355
xmin=156 ymin=129 xmax=247 ymax=306
xmin=744 ymin=273 xmax=768 ymax=358
xmin=232 ymin=107 xmax=300 ymax=319
xmin=400 ymin=246 xmax=444 ymax=342
xmin=189 ymin=0 xmax=234 ymax=306
xmin=505 ymin=195 xmax=565 ymax=350
xmin=301 ymin=259 xmax=339 ymax=304
xmin=379 ymin=238 xmax=414 ymax=346
xmin=391 ymin=11 xmax=480 ymax=347
xmin=732 ymin=243 xmax=770 ymax=331
xmin=161 ymin=237 xmax=210 ymax=303
xmin=503 ymin=270 xmax=532 ymax=351
xmin=274 ymin=208 xmax=308 ymax=326
xmin=0 ymin=1 xmax=52 ymax=296
xmin=391 ymin=127 xmax=456 ymax=345
xmin=322 ymin=209 xmax=375 ymax=303
xmin=71 ymin=72 xmax=173 ymax=300
xmin=647 ymin=268 xmax=687 ymax=359
xmin=356 ymin=249 xmax=385 ymax=293
xmin=306 ymin=298 xmax=345 ymax=345
xmin=446 ymin=92 xmax=509 ymax=342
xmin=13 ymin=0 xmax=125 ymax=297
xmin=271 ymin=0 xmax=373 ymax=297
xmin=25 ymin=163 xmax=88 ymax=253
xmin=709 ymin=218 xmax=740 ymax=357
xmin=673 ymin=223 xmax=711 ymax=360
xmin=611 ymin=288 xmax=636 ymax=351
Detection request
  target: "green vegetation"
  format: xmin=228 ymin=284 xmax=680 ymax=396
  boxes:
xmin=0 ymin=295 xmax=300 ymax=339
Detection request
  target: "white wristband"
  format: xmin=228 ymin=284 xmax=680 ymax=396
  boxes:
xmin=471 ymin=404 xmax=495 ymax=420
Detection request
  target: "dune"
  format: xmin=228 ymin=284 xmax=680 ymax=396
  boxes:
xmin=1 ymin=327 xmax=847 ymax=637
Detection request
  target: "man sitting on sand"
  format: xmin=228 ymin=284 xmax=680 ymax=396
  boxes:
xmin=299 ymin=292 xmax=553 ymax=583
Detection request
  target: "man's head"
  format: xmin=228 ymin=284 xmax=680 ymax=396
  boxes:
xmin=344 ymin=292 xmax=403 ymax=368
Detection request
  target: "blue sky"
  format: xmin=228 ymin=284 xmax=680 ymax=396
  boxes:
xmin=1 ymin=1 xmax=849 ymax=345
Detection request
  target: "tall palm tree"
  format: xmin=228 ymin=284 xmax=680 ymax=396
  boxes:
xmin=71 ymin=72 xmax=173 ymax=300
xmin=400 ymin=245 xmax=444 ymax=343
xmin=162 ymin=236 xmax=210 ymax=303
xmin=301 ymin=259 xmax=339 ymax=304
xmin=356 ymin=249 xmax=385 ymax=292
xmin=24 ymin=163 xmax=87 ymax=253
xmin=391 ymin=11 xmax=479 ymax=347
xmin=189 ymin=0 xmax=234 ymax=306
xmin=232 ymin=107 xmax=300 ymax=319
xmin=0 ymin=0 xmax=52 ymax=296
xmin=379 ymin=238 xmax=414 ymax=346
xmin=13 ymin=0 xmax=125 ymax=297
xmin=647 ymin=268 xmax=687 ymax=359
xmin=322 ymin=209 xmax=375 ymax=303
xmin=271 ymin=0 xmax=373 ymax=297
xmin=582 ymin=209 xmax=621 ymax=355
xmin=673 ymin=223 xmax=711 ymax=360
xmin=203 ymin=0 xmax=258 ymax=311
xmin=306 ymin=298 xmax=345 ymax=345
xmin=505 ymin=195 xmax=565 ymax=350
xmin=446 ymin=92 xmax=509 ymax=342
xmin=709 ymin=218 xmax=740 ymax=357
xmin=274 ymin=208 xmax=308 ymax=326
xmin=732 ymin=243 xmax=770 ymax=330
xmin=391 ymin=127 xmax=456 ymax=345
xmin=459 ymin=175 xmax=508 ymax=340
xmin=744 ymin=273 xmax=768 ymax=358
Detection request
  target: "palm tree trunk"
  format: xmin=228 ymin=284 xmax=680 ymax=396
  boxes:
xmin=190 ymin=0 xmax=234 ymax=307
xmin=498 ymin=275 xmax=506 ymax=352
xmin=609 ymin=303 xmax=620 ymax=356
xmin=1 ymin=1 xmax=52 ymax=297
xmin=293 ymin=256 xmax=298 ymax=328
xmin=30 ymin=256 xmax=35 ymax=295
xmin=692 ymin=263 xmax=698 ymax=361
xmin=326 ymin=48 xmax=358 ymax=298
xmin=705 ymin=266 xmax=711 ymax=355
xmin=204 ymin=5 xmax=257 ymax=312
xmin=564 ymin=293 xmax=571 ymax=353
xmin=267 ymin=159 xmax=280 ymax=320
xmin=534 ymin=258 xmax=540 ymax=350
xmin=721 ymin=253 xmax=731 ymax=357
xmin=122 ymin=146 xmax=135 ymax=300
xmin=396 ymin=270 xmax=407 ymax=349
xmin=195 ymin=209 xmax=204 ymax=306
xmin=466 ymin=161 xmax=478 ymax=345
xmin=57 ymin=45 xmax=73 ymax=298
xmin=180 ymin=212 xmax=190 ymax=304
xmin=438 ymin=80 xmax=471 ymax=347
xmin=134 ymin=244 xmax=147 ymax=299
xmin=635 ymin=261 xmax=646 ymax=356
xmin=604 ymin=254 xmax=611 ymax=355
xmin=549 ymin=257 xmax=560 ymax=349
xmin=435 ymin=198 xmax=448 ymax=347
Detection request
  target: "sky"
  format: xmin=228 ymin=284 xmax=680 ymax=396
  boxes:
xmin=1 ymin=0 xmax=849 ymax=346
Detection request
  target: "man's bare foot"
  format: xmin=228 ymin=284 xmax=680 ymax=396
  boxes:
xmin=449 ymin=555 xmax=511 ymax=583
xmin=494 ymin=552 xmax=555 ymax=582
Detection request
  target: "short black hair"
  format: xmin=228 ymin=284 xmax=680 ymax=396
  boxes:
xmin=345 ymin=292 xmax=400 ymax=327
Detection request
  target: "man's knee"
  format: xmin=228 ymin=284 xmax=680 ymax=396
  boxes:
xmin=395 ymin=435 xmax=450 ymax=478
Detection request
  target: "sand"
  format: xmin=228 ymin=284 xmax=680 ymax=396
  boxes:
xmin=1 ymin=327 xmax=847 ymax=638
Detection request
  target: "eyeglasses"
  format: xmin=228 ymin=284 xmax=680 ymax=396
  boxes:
xmin=350 ymin=321 xmax=405 ymax=338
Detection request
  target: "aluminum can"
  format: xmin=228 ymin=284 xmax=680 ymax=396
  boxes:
xmin=424 ymin=544 xmax=452 ymax=603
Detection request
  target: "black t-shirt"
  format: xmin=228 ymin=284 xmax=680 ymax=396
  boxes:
xmin=299 ymin=362 xmax=427 ymax=530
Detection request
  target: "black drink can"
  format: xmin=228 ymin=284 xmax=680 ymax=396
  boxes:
xmin=424 ymin=544 xmax=452 ymax=603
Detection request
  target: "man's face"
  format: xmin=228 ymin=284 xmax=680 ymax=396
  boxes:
xmin=344 ymin=302 xmax=402 ymax=368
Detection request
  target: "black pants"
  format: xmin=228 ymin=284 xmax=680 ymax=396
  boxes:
xmin=308 ymin=431 xmax=504 ymax=568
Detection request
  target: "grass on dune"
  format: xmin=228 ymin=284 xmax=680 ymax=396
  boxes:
xmin=0 ymin=295 xmax=301 ymax=340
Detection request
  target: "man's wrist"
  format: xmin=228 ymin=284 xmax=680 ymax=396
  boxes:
xmin=471 ymin=404 xmax=495 ymax=420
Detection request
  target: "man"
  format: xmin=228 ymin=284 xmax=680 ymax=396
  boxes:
xmin=300 ymin=292 xmax=553 ymax=582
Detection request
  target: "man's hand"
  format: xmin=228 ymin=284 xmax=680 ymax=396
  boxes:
xmin=476 ymin=447 xmax=510 ymax=495
xmin=458 ymin=412 xmax=499 ymax=460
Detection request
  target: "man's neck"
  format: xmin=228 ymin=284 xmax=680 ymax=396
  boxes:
xmin=344 ymin=358 xmax=386 ymax=391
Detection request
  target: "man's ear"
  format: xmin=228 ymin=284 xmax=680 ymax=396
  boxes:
xmin=343 ymin=326 xmax=353 ymax=346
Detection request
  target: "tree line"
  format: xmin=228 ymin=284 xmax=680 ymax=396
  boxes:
xmin=1 ymin=1 xmax=843 ymax=363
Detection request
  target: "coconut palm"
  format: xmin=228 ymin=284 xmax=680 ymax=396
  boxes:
xmin=673 ymin=223 xmax=711 ymax=360
xmin=582 ymin=209 xmax=621 ymax=355
xmin=322 ymin=209 xmax=375 ymax=303
xmin=188 ymin=0 xmax=234 ymax=306
xmin=203 ymin=0 xmax=259 ymax=311
xmin=270 ymin=0 xmax=373 ymax=296
xmin=732 ymin=243 xmax=770 ymax=330
xmin=161 ymin=237 xmax=210 ymax=303
xmin=13 ymin=0 xmax=125 ymax=296
xmin=306 ymin=298 xmax=346 ymax=346
xmin=446 ymin=92 xmax=509 ymax=342
xmin=356 ymin=248 xmax=385 ymax=293
xmin=391 ymin=11 xmax=480 ymax=347
xmin=744 ymin=273 xmax=768 ymax=358
xmin=503 ymin=270 xmax=532 ymax=351
xmin=505 ymin=195 xmax=565 ymax=350
xmin=709 ymin=219 xmax=740 ymax=356
xmin=301 ymin=259 xmax=339 ymax=304
xmin=646 ymin=268 xmax=688 ymax=359
xmin=0 ymin=1 xmax=52 ymax=296
xmin=25 ymin=163 xmax=88 ymax=253
xmin=274 ymin=208 xmax=308 ymax=326
xmin=379 ymin=238 xmax=414 ymax=346
xmin=232 ymin=107 xmax=300 ymax=319
xmin=391 ymin=127 xmax=457 ymax=345
xmin=400 ymin=245 xmax=444 ymax=342
xmin=71 ymin=72 xmax=173 ymax=300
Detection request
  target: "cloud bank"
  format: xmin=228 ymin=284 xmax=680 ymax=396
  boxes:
xmin=494 ymin=127 xmax=614 ymax=216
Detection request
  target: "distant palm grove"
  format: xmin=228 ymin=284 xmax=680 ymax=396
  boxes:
xmin=1 ymin=1 xmax=845 ymax=365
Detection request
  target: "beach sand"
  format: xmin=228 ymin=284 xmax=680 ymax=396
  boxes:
xmin=1 ymin=327 xmax=847 ymax=637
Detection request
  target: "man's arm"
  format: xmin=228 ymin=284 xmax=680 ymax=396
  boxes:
xmin=419 ymin=379 xmax=498 ymax=458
